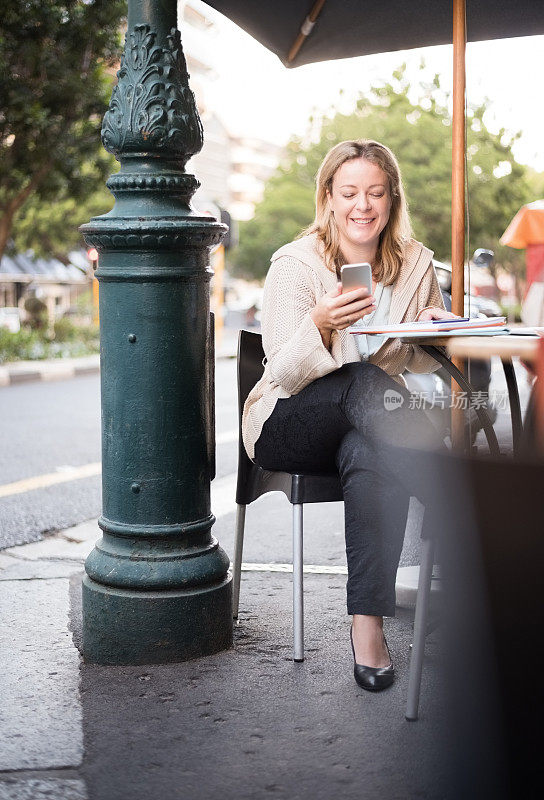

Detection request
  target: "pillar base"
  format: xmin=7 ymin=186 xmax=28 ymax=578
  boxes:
xmin=82 ymin=573 xmax=233 ymax=665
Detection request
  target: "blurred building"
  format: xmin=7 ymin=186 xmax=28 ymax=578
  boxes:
xmin=0 ymin=252 xmax=89 ymax=322
xmin=229 ymin=136 xmax=283 ymax=221
xmin=179 ymin=1 xmax=232 ymax=213
xmin=178 ymin=2 xmax=282 ymax=220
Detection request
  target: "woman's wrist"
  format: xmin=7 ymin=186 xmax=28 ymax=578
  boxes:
xmin=317 ymin=323 xmax=332 ymax=350
xmin=415 ymin=306 xmax=433 ymax=321
xmin=310 ymin=309 xmax=332 ymax=349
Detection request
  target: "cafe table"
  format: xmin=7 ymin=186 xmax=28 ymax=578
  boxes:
xmin=447 ymin=333 xmax=540 ymax=456
xmin=399 ymin=331 xmax=541 ymax=457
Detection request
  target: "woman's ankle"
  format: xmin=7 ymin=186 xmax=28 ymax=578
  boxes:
xmin=351 ymin=615 xmax=390 ymax=667
xmin=352 ymin=613 xmax=384 ymax=631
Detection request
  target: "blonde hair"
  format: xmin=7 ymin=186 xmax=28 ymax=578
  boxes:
xmin=302 ymin=139 xmax=411 ymax=285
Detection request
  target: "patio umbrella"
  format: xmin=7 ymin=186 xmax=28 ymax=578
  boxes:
xmin=202 ymin=1 xmax=543 ymax=68
xmin=203 ymin=0 xmax=544 ymax=317
xmin=501 ymin=200 xmax=544 ymax=288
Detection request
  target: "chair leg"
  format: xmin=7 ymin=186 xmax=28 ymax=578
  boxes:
xmin=406 ymin=536 xmax=436 ymax=721
xmin=232 ymin=504 xmax=246 ymax=619
xmin=292 ymin=503 xmax=304 ymax=662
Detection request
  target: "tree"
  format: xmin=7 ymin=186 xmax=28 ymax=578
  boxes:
xmin=230 ymin=67 xmax=533 ymax=282
xmin=10 ymin=152 xmax=115 ymax=262
xmin=0 ymin=0 xmax=125 ymax=261
xmin=526 ymin=167 xmax=544 ymax=203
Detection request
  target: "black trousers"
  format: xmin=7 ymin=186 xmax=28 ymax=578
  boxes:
xmin=254 ymin=362 xmax=443 ymax=616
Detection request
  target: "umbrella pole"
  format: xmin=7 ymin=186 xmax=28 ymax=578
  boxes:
xmin=451 ymin=0 xmax=467 ymax=449
xmin=452 ymin=0 xmax=466 ymax=317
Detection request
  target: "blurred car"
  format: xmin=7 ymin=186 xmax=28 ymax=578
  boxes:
xmin=0 ymin=307 xmax=21 ymax=333
xmin=432 ymin=258 xmax=502 ymax=318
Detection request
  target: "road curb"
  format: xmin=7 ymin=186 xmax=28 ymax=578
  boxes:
xmin=0 ymin=355 xmax=101 ymax=388
xmin=0 ymin=346 xmax=238 ymax=388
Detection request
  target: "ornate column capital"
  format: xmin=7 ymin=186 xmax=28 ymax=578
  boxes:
xmin=101 ymin=24 xmax=203 ymax=165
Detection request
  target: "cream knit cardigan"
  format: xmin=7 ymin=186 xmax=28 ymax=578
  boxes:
xmin=242 ymin=233 xmax=445 ymax=459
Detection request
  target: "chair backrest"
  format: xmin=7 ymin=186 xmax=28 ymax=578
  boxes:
xmin=236 ymin=330 xmax=267 ymax=504
xmin=237 ymin=329 xmax=266 ymax=411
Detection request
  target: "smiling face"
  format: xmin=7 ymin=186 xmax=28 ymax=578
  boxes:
xmin=327 ymin=157 xmax=392 ymax=260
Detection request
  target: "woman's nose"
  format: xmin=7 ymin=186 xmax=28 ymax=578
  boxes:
xmin=355 ymin=194 xmax=371 ymax=211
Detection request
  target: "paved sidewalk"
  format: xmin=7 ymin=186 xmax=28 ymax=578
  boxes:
xmin=0 ymin=505 xmax=449 ymax=800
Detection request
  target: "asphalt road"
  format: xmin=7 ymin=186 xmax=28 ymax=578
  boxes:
xmin=0 ymin=360 xmax=239 ymax=550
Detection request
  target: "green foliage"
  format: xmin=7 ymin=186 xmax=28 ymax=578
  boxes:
xmin=53 ymin=317 xmax=82 ymax=343
xmin=526 ymin=167 xmax=544 ymax=200
xmin=0 ymin=326 xmax=46 ymax=362
xmin=0 ymin=0 xmax=125 ymax=258
xmin=234 ymin=178 xmax=315 ymax=281
xmin=230 ymin=67 xmax=533 ymax=281
xmin=10 ymin=151 xmax=116 ymax=257
xmin=0 ymin=319 xmax=100 ymax=363
xmin=53 ymin=316 xmax=99 ymax=345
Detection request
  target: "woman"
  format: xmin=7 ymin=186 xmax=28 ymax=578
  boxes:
xmin=242 ymin=139 xmax=458 ymax=692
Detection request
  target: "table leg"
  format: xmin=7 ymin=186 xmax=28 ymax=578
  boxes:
xmin=501 ymin=358 xmax=523 ymax=457
xmin=420 ymin=345 xmax=500 ymax=456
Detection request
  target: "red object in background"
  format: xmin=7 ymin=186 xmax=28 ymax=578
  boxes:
xmin=526 ymin=244 xmax=544 ymax=286
xmin=87 ymin=248 xmax=99 ymax=262
xmin=501 ymin=200 xmax=544 ymax=290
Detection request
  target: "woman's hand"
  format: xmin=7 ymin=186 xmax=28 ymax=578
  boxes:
xmin=416 ymin=307 xmax=461 ymax=322
xmin=311 ymin=283 xmax=375 ymax=348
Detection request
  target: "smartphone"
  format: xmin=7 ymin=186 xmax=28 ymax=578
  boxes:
xmin=340 ymin=262 xmax=372 ymax=294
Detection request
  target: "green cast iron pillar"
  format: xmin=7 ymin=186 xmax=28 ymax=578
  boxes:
xmin=79 ymin=0 xmax=232 ymax=664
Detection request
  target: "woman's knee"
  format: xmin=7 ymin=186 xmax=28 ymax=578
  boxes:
xmin=330 ymin=361 xmax=388 ymax=393
xmin=335 ymin=361 xmax=403 ymax=408
xmin=307 ymin=362 xmax=403 ymax=430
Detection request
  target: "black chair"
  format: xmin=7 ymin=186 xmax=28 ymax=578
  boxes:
xmin=231 ymin=329 xmax=343 ymax=661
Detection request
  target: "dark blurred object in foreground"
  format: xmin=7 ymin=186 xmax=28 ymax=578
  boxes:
xmin=430 ymin=452 xmax=544 ymax=799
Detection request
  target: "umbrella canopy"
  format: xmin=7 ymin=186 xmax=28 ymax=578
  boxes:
xmin=501 ymin=200 xmax=544 ymax=249
xmin=202 ymin=1 xmax=544 ymax=67
xmin=501 ymin=200 xmax=544 ymax=286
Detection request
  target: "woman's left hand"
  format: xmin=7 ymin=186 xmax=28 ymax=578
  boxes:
xmin=417 ymin=307 xmax=461 ymax=322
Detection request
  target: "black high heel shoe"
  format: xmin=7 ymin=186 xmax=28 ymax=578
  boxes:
xmin=350 ymin=625 xmax=395 ymax=692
